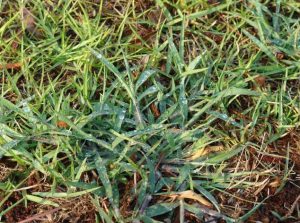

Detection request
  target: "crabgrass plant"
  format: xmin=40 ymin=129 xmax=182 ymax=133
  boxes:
xmin=0 ymin=0 xmax=300 ymax=222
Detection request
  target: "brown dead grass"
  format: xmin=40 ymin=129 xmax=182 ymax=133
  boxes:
xmin=3 ymin=194 xmax=96 ymax=223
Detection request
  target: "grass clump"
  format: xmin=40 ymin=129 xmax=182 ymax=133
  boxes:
xmin=0 ymin=0 xmax=300 ymax=222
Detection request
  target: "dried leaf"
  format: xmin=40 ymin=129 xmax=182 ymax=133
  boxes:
xmin=150 ymin=103 xmax=160 ymax=118
xmin=131 ymin=24 xmax=156 ymax=45
xmin=187 ymin=145 xmax=224 ymax=160
xmin=160 ymin=63 xmax=166 ymax=72
xmin=254 ymin=75 xmax=266 ymax=87
xmin=254 ymin=178 xmax=270 ymax=196
xmin=0 ymin=62 xmax=22 ymax=70
xmin=11 ymin=41 xmax=19 ymax=51
xmin=21 ymin=8 xmax=36 ymax=33
xmin=269 ymin=177 xmax=281 ymax=188
xmin=56 ymin=120 xmax=68 ymax=128
xmin=208 ymin=0 xmax=221 ymax=5
xmin=275 ymin=51 xmax=285 ymax=60
xmin=148 ymin=8 xmax=164 ymax=23
xmin=141 ymin=55 xmax=150 ymax=67
xmin=169 ymin=190 xmax=212 ymax=207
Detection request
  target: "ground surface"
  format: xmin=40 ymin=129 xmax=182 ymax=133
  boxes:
xmin=0 ymin=0 xmax=300 ymax=222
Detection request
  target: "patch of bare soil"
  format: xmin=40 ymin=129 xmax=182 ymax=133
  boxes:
xmin=250 ymin=131 xmax=300 ymax=222
xmin=214 ymin=130 xmax=300 ymax=222
xmin=2 ymin=194 xmax=96 ymax=223
xmin=248 ymin=182 xmax=300 ymax=223
xmin=1 ymin=171 xmax=96 ymax=223
xmin=2 ymin=192 xmax=38 ymax=223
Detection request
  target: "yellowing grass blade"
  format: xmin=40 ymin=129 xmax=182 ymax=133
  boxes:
xmin=187 ymin=145 xmax=224 ymax=160
xmin=168 ymin=190 xmax=212 ymax=207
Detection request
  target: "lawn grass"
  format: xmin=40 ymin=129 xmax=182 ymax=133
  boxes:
xmin=0 ymin=0 xmax=300 ymax=222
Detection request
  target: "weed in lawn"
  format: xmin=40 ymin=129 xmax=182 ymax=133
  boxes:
xmin=0 ymin=0 xmax=300 ymax=222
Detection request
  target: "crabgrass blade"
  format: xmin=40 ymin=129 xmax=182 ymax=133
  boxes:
xmin=137 ymin=86 xmax=159 ymax=101
xmin=182 ymin=203 xmax=204 ymax=219
xmin=135 ymin=70 xmax=156 ymax=91
xmin=137 ymin=178 xmax=149 ymax=209
xmin=0 ymin=140 xmax=21 ymax=159
xmin=273 ymin=0 xmax=281 ymax=33
xmin=0 ymin=123 xmax=24 ymax=138
xmin=187 ymin=51 xmax=206 ymax=71
xmin=224 ymin=87 xmax=260 ymax=97
xmin=157 ymin=104 xmax=178 ymax=124
xmin=187 ymin=1 xmax=233 ymax=20
xmin=115 ymin=108 xmax=126 ymax=131
xmin=186 ymin=92 xmax=223 ymax=128
xmin=187 ymin=87 xmax=260 ymax=127
xmin=90 ymin=48 xmax=134 ymax=98
xmin=238 ymin=198 xmax=268 ymax=222
xmin=145 ymin=203 xmax=179 ymax=217
xmin=193 ymin=184 xmax=220 ymax=212
xmin=207 ymin=110 xmax=242 ymax=128
xmin=0 ymin=97 xmax=39 ymax=123
xmin=184 ymin=203 xmax=234 ymax=222
xmin=155 ymin=0 xmax=172 ymax=21
xmin=242 ymin=29 xmax=277 ymax=62
xmin=25 ymin=195 xmax=59 ymax=207
xmin=203 ymin=145 xmax=246 ymax=165
xmin=182 ymin=68 xmax=208 ymax=77
xmin=125 ymin=124 xmax=163 ymax=137
xmin=168 ymin=37 xmax=184 ymax=74
xmin=0 ymin=197 xmax=25 ymax=217
xmin=146 ymin=158 xmax=157 ymax=194
xmin=33 ymin=187 xmax=101 ymax=198
xmin=75 ymin=158 xmax=87 ymax=181
xmin=179 ymin=16 xmax=185 ymax=60
xmin=95 ymin=154 xmax=113 ymax=201
xmin=94 ymin=153 xmax=121 ymax=219
xmin=179 ymin=78 xmax=188 ymax=125
xmin=176 ymin=164 xmax=190 ymax=189
xmin=92 ymin=196 xmax=114 ymax=223
xmin=56 ymin=114 xmax=111 ymax=150
xmin=90 ymin=49 xmax=144 ymax=128
xmin=66 ymin=181 xmax=104 ymax=195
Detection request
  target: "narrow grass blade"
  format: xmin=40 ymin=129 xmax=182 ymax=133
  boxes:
xmin=90 ymin=49 xmax=133 ymax=97
xmin=155 ymin=0 xmax=172 ymax=21
xmin=33 ymin=187 xmax=101 ymax=198
xmin=25 ymin=195 xmax=59 ymax=207
xmin=146 ymin=203 xmax=179 ymax=217
xmin=179 ymin=78 xmax=188 ymax=124
xmin=135 ymin=70 xmax=156 ymax=91
xmin=187 ymin=2 xmax=233 ymax=20
xmin=193 ymin=184 xmax=220 ymax=212
xmin=95 ymin=153 xmax=121 ymax=219
xmin=203 ymin=145 xmax=245 ymax=165
xmin=242 ymin=29 xmax=277 ymax=62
